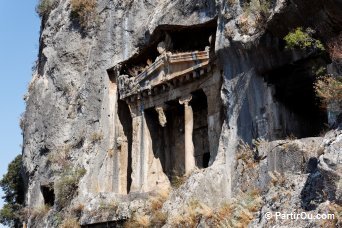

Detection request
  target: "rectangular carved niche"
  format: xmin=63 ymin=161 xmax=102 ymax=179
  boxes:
xmin=107 ymin=69 xmax=133 ymax=194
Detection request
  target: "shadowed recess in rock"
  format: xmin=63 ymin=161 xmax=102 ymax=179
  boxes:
xmin=40 ymin=184 xmax=55 ymax=207
xmin=119 ymin=18 xmax=217 ymax=77
xmin=117 ymin=100 xmax=133 ymax=193
xmin=264 ymin=56 xmax=329 ymax=138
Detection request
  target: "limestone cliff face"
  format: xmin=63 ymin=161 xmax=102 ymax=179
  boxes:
xmin=22 ymin=0 xmax=341 ymax=227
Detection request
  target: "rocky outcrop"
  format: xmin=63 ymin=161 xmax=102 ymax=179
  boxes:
xmin=251 ymin=130 xmax=342 ymax=227
xmin=21 ymin=0 xmax=341 ymax=227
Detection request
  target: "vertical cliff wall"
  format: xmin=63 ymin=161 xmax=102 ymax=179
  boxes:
xmin=22 ymin=0 xmax=341 ymax=227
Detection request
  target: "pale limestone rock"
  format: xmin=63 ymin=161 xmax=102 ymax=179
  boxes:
xmin=21 ymin=0 xmax=342 ymax=227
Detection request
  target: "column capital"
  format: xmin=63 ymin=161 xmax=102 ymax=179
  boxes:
xmin=155 ymin=106 xmax=167 ymax=127
xmin=179 ymin=95 xmax=192 ymax=106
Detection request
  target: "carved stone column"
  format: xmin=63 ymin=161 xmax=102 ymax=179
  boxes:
xmin=129 ymin=115 xmax=142 ymax=192
xmin=179 ymin=95 xmax=196 ymax=174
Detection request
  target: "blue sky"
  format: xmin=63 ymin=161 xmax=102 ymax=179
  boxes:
xmin=0 ymin=0 xmax=40 ymax=227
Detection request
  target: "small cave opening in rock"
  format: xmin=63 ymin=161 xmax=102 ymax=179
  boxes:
xmin=190 ymin=89 xmax=210 ymax=168
xmin=39 ymin=146 xmax=50 ymax=156
xmin=165 ymin=22 xmax=216 ymax=52
xmin=117 ymin=100 xmax=133 ymax=194
xmin=119 ymin=18 xmax=217 ymax=77
xmin=265 ymin=57 xmax=328 ymax=138
xmin=40 ymin=184 xmax=55 ymax=206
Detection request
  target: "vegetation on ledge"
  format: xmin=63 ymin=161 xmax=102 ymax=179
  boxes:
xmin=315 ymin=75 xmax=342 ymax=110
xmin=284 ymin=27 xmax=325 ymax=52
xmin=36 ymin=0 xmax=58 ymax=18
xmin=70 ymin=0 xmax=97 ymax=29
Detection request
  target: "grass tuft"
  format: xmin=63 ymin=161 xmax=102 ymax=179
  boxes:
xmin=30 ymin=204 xmax=51 ymax=220
xmin=60 ymin=216 xmax=80 ymax=228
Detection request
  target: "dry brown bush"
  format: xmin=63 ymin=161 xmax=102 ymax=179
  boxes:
xmin=30 ymin=204 xmax=51 ymax=220
xmin=207 ymin=190 xmax=262 ymax=227
xmin=170 ymin=190 xmax=262 ymax=227
xmin=236 ymin=140 xmax=258 ymax=169
xmin=70 ymin=0 xmax=97 ymax=28
xmin=60 ymin=216 xmax=80 ymax=228
xmin=315 ymin=76 xmax=342 ymax=110
xmin=124 ymin=189 xmax=169 ymax=227
xmin=327 ymin=34 xmax=342 ymax=60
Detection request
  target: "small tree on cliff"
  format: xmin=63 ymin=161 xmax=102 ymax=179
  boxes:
xmin=0 ymin=155 xmax=25 ymax=227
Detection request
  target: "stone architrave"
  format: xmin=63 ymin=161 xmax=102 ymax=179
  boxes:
xmin=179 ymin=95 xmax=196 ymax=174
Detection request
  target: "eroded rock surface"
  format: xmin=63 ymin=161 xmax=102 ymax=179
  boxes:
xmin=21 ymin=0 xmax=341 ymax=227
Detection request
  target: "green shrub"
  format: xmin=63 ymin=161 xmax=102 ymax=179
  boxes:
xmin=70 ymin=0 xmax=97 ymax=28
xmin=0 ymin=204 xmax=21 ymax=227
xmin=284 ymin=27 xmax=325 ymax=51
xmin=36 ymin=0 xmax=57 ymax=18
xmin=55 ymin=167 xmax=86 ymax=208
xmin=0 ymin=155 xmax=25 ymax=227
